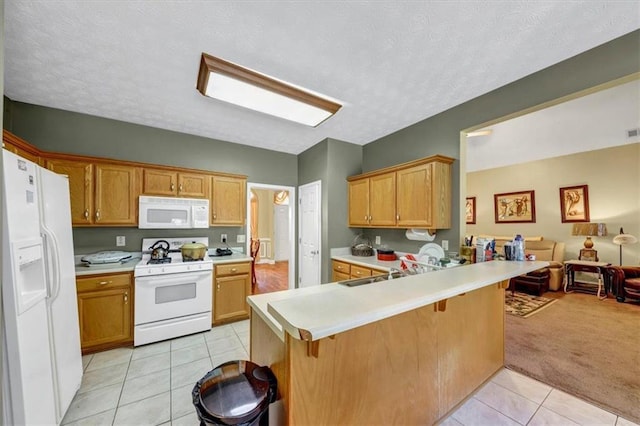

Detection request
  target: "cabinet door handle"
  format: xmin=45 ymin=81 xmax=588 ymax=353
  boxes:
xmin=84 ymin=209 xmax=89 ymax=219
xmin=95 ymin=209 xmax=100 ymax=221
xmin=179 ymin=184 xmax=183 ymax=192
xmin=217 ymin=284 xmax=220 ymax=291
xmin=171 ymin=182 xmax=175 ymax=191
xmin=397 ymin=214 xmax=400 ymax=220
xmin=368 ymin=215 xmax=372 ymax=221
xmin=98 ymin=280 xmax=112 ymax=285
xmin=213 ymin=213 xmax=217 ymax=220
xmin=124 ymin=292 xmax=128 ymax=304
xmin=231 ymin=268 xmax=237 ymax=273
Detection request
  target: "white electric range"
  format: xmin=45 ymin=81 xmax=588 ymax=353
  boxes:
xmin=133 ymin=237 xmax=213 ymax=346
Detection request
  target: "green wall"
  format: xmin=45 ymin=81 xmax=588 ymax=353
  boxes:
xmin=4 ymin=101 xmax=299 ymax=254
xmin=298 ymin=138 xmax=362 ymax=283
xmin=361 ymin=29 xmax=640 ymax=256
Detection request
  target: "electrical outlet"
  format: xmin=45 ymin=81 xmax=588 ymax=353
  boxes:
xmin=237 ymin=234 xmax=246 ymax=243
xmin=442 ymin=240 xmax=449 ymax=250
xmin=375 ymin=236 xmax=381 ymax=245
xmin=221 ymin=234 xmax=227 ymax=243
xmin=116 ymin=236 xmax=126 ymax=247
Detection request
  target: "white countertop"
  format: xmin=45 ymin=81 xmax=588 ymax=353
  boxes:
xmin=332 ymin=254 xmax=404 ymax=271
xmin=75 ymin=252 xmax=252 ymax=276
xmin=249 ymin=260 xmax=547 ymax=342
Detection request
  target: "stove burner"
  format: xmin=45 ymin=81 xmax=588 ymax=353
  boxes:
xmin=148 ymin=258 xmax=172 ymax=265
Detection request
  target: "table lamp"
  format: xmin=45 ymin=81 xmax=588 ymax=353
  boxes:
xmin=572 ymin=223 xmax=607 ymax=249
xmin=612 ymin=227 xmax=638 ymax=265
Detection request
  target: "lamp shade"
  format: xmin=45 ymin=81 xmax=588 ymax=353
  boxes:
xmin=612 ymin=233 xmax=638 ymax=245
xmin=612 ymin=227 xmax=638 ymax=265
xmin=571 ymin=223 xmax=607 ymax=236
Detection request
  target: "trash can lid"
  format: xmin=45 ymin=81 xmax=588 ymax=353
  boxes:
xmin=193 ymin=360 xmax=273 ymax=425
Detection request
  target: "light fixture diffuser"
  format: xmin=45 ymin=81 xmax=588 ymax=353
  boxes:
xmin=197 ymin=53 xmax=341 ymax=127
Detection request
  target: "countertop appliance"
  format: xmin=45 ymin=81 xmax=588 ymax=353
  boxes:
xmin=138 ymin=195 xmax=209 ymax=229
xmin=2 ymin=150 xmax=83 ymax=425
xmin=134 ymin=237 xmax=213 ymax=346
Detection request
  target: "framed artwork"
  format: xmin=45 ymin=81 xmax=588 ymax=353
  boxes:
xmin=560 ymin=185 xmax=590 ymax=223
xmin=465 ymin=197 xmax=476 ymax=224
xmin=494 ymin=190 xmax=536 ymax=223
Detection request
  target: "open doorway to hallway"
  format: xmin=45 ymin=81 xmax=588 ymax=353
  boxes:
xmin=246 ymin=182 xmax=296 ymax=294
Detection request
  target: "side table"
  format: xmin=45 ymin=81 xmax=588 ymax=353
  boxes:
xmin=564 ymin=260 xmax=611 ymax=300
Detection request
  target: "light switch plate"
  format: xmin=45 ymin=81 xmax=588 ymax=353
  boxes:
xmin=442 ymin=240 xmax=449 ymax=250
xmin=116 ymin=236 xmax=126 ymax=247
xmin=221 ymin=234 xmax=227 ymax=243
xmin=375 ymin=236 xmax=381 ymax=245
xmin=237 ymin=235 xmax=246 ymax=243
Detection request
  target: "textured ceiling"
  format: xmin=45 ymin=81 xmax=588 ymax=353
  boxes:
xmin=4 ymin=1 xmax=640 ymax=155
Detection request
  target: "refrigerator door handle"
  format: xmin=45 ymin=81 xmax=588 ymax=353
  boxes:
xmin=41 ymin=225 xmax=62 ymax=300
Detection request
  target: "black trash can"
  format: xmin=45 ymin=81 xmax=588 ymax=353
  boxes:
xmin=192 ymin=360 xmax=277 ymax=426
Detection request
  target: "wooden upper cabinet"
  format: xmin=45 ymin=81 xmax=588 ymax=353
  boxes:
xmin=211 ymin=175 xmax=246 ymax=226
xmin=142 ymin=168 xmax=209 ymax=198
xmin=142 ymin=168 xmax=178 ymax=196
xmin=178 ymin=172 xmax=209 ymax=198
xmin=349 ymin=173 xmax=396 ymax=227
xmin=348 ymin=179 xmax=369 ymax=227
xmin=348 ymin=155 xmax=453 ymax=229
xmin=94 ymin=163 xmax=139 ymax=225
xmin=396 ymin=164 xmax=432 ymax=227
xmin=46 ymin=159 xmax=94 ymax=224
xmin=2 ymin=130 xmax=42 ymax=165
xmin=369 ymin=172 xmax=397 ymax=226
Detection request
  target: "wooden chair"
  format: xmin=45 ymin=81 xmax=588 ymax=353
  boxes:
xmin=250 ymin=239 xmax=260 ymax=290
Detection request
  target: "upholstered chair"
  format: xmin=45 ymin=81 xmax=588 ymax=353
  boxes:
xmin=605 ymin=266 xmax=640 ymax=302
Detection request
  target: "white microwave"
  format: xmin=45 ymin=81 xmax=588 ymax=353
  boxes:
xmin=138 ymin=196 xmax=209 ymax=229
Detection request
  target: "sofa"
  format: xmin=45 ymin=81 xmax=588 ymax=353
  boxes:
xmin=478 ymin=236 xmax=565 ymax=291
xmin=604 ymin=266 xmax=640 ymax=302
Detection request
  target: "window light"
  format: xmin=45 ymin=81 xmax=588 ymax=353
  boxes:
xmin=196 ymin=53 xmax=341 ymax=127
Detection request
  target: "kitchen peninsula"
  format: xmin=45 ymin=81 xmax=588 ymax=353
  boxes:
xmin=248 ymin=260 xmax=548 ymax=425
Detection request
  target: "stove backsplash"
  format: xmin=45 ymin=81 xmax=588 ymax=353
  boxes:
xmin=72 ymin=227 xmax=245 ymax=255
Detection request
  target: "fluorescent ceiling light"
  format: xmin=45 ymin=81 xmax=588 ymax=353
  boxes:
xmin=197 ymin=53 xmax=341 ymax=127
xmin=466 ymin=129 xmax=493 ymax=137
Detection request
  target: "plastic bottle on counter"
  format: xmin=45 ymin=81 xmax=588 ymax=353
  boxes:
xmin=514 ymin=234 xmax=525 ymax=261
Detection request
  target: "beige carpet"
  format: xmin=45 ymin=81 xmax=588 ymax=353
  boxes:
xmin=505 ymin=292 xmax=640 ymax=423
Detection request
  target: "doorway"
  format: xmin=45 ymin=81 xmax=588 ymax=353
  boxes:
xmin=246 ymin=183 xmax=296 ymax=293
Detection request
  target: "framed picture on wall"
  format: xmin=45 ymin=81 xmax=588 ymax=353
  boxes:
xmin=559 ymin=185 xmax=590 ymax=223
xmin=494 ymin=190 xmax=536 ymax=223
xmin=465 ymin=197 xmax=476 ymax=224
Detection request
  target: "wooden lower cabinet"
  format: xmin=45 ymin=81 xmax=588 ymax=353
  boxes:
xmin=76 ymin=273 xmax=133 ymax=354
xmin=251 ymin=282 xmax=506 ymax=425
xmin=331 ymin=259 xmax=386 ymax=282
xmin=213 ymin=262 xmax=252 ymax=324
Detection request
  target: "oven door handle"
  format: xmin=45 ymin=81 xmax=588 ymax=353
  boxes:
xmin=135 ymin=271 xmax=211 ymax=287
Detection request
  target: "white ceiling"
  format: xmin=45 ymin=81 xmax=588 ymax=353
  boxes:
xmin=467 ymin=79 xmax=640 ymax=172
xmin=4 ymin=1 xmax=639 ymax=155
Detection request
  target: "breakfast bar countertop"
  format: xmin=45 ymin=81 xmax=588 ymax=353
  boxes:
xmin=250 ymin=260 xmax=548 ymax=342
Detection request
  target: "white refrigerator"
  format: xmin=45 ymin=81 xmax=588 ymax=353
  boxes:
xmin=2 ymin=149 xmax=83 ymax=425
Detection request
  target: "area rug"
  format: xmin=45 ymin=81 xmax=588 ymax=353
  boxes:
xmin=505 ymin=291 xmax=557 ymax=318
xmin=506 ymin=292 xmax=640 ymax=423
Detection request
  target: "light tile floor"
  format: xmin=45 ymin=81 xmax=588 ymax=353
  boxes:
xmin=63 ymin=319 xmax=638 ymax=426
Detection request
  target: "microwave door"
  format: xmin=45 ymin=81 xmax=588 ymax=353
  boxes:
xmin=140 ymin=205 xmax=190 ymax=229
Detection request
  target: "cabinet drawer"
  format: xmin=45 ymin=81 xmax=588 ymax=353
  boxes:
xmin=77 ymin=273 xmax=131 ymax=293
xmin=332 ymin=260 xmax=351 ymax=274
xmin=371 ymin=268 xmax=386 ymax=277
xmin=216 ymin=262 xmax=251 ymax=276
xmin=350 ymin=265 xmax=373 ymax=278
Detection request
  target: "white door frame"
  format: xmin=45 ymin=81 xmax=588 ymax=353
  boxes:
xmin=298 ymin=180 xmax=322 ymax=287
xmin=246 ymin=182 xmax=296 ymax=290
